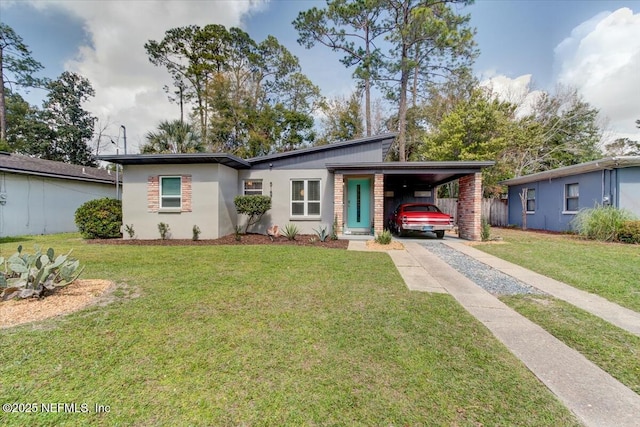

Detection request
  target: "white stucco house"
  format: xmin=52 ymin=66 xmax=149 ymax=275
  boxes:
xmin=0 ymin=152 xmax=118 ymax=237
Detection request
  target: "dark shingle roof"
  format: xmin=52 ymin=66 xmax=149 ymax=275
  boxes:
xmin=0 ymin=152 xmax=117 ymax=184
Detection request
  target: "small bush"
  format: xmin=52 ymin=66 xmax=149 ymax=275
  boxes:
xmin=618 ymin=220 xmax=640 ymax=244
xmin=375 ymin=229 xmax=393 ymax=245
xmin=192 ymin=225 xmax=201 ymax=241
xmin=282 ymin=223 xmax=299 ymax=241
xmin=158 ymin=222 xmax=170 ymax=240
xmin=75 ymin=198 xmax=122 ymax=239
xmin=331 ymin=216 xmax=339 ymax=240
xmin=571 ymin=205 xmax=636 ymax=242
xmin=481 ymin=218 xmax=491 ymax=242
xmin=234 ymin=225 xmax=243 ymax=241
xmin=234 ymin=195 xmax=272 ymax=233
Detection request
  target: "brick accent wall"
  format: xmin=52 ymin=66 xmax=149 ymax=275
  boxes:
xmin=148 ymin=176 xmax=159 ymax=212
xmin=374 ymin=173 xmax=384 ymax=235
xmin=458 ymin=173 xmax=482 ymax=241
xmin=181 ymin=175 xmax=192 ymax=212
xmin=333 ymin=173 xmax=344 ymax=234
xmin=147 ymin=175 xmax=192 ymax=213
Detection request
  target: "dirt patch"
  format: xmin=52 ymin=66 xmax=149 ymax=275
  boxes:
xmin=0 ymin=279 xmax=115 ymax=329
xmin=87 ymin=233 xmax=349 ymax=249
xmin=365 ymin=240 xmax=405 ymax=251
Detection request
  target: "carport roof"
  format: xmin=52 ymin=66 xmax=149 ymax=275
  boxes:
xmin=326 ymin=161 xmax=495 ymax=187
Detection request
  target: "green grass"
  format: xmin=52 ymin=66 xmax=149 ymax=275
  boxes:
xmin=0 ymin=234 xmax=579 ymax=426
xmin=475 ymin=228 xmax=640 ymax=312
xmin=501 ymin=295 xmax=640 ymax=394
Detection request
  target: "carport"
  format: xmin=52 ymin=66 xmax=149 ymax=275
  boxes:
xmin=327 ymin=161 xmax=495 ymax=241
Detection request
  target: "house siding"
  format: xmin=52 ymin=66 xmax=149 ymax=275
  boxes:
xmin=507 ymin=170 xmax=605 ymax=231
xmin=238 ymin=168 xmax=334 ymax=234
xmin=250 ymin=142 xmax=384 ymax=170
xmin=122 ymin=163 xmax=238 ymax=240
xmin=0 ymin=172 xmax=115 ymax=237
xmin=618 ymin=167 xmax=640 ymax=216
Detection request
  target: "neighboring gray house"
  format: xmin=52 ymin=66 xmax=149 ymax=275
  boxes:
xmin=0 ymin=152 xmax=118 ymax=237
xmin=502 ymin=156 xmax=640 ymax=232
xmin=101 ymin=134 xmax=494 ymax=241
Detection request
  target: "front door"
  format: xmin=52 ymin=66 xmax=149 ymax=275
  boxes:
xmin=347 ymin=178 xmax=371 ymax=229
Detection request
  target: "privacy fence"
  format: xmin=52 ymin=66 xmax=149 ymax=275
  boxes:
xmin=437 ymin=198 xmax=509 ymax=227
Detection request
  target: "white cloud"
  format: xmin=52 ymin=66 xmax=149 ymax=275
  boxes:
xmin=555 ymin=7 xmax=640 ymax=142
xmin=27 ymin=0 xmax=268 ymax=153
xmin=479 ymin=74 xmax=544 ymax=117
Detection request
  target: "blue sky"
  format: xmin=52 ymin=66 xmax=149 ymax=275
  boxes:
xmin=1 ymin=0 xmax=638 ymax=153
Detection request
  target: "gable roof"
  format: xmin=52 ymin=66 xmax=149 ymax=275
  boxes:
xmin=501 ymin=156 xmax=640 ymax=186
xmin=0 ymin=152 xmax=117 ymax=184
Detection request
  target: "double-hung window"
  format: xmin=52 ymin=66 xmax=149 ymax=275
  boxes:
xmin=291 ymin=179 xmax=321 ymax=217
xmin=526 ymin=188 xmax=536 ymax=213
xmin=243 ymin=180 xmax=263 ymax=195
xmin=160 ymin=176 xmax=182 ymax=208
xmin=565 ymin=183 xmax=579 ymax=212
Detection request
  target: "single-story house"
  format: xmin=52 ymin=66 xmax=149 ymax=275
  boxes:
xmin=100 ymin=134 xmax=494 ymax=240
xmin=0 ymin=152 xmax=119 ymax=237
xmin=502 ymin=156 xmax=640 ymax=232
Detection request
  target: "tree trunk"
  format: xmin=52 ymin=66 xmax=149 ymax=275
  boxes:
xmin=0 ymin=48 xmax=6 ymax=142
xmin=519 ymin=188 xmax=528 ymax=230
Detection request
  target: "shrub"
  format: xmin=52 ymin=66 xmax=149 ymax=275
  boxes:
xmin=0 ymin=245 xmax=84 ymax=300
xmin=571 ymin=205 xmax=637 ymax=242
xmin=313 ymin=226 xmax=329 ymax=242
xmin=192 ymin=225 xmax=201 ymax=241
xmin=331 ymin=216 xmax=339 ymax=240
xmin=158 ymin=222 xmax=170 ymax=239
xmin=618 ymin=220 xmax=640 ymax=244
xmin=375 ymin=229 xmax=393 ymax=245
xmin=234 ymin=195 xmax=272 ymax=233
xmin=481 ymin=218 xmax=491 ymax=242
xmin=75 ymin=198 xmax=122 ymax=239
xmin=282 ymin=223 xmax=299 ymax=241
xmin=234 ymin=225 xmax=243 ymax=241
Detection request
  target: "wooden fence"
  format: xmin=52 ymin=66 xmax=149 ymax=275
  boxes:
xmin=437 ymin=198 xmax=509 ymax=226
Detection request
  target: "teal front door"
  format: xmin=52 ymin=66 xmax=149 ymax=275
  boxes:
xmin=347 ymin=178 xmax=371 ymax=229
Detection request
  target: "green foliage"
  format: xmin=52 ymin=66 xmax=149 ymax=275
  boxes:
xmin=192 ymin=225 xmax=201 ymax=241
xmin=75 ymin=198 xmax=122 ymax=239
xmin=331 ymin=216 xmax=339 ymax=240
xmin=125 ymin=224 xmax=135 ymax=239
xmin=571 ymin=205 xmax=637 ymax=242
xmin=158 ymin=222 xmax=170 ymax=240
xmin=618 ymin=220 xmax=640 ymax=244
xmin=0 ymin=245 xmax=84 ymax=300
xmin=234 ymin=195 xmax=272 ymax=233
xmin=317 ymin=92 xmax=365 ymax=144
xmin=374 ymin=229 xmax=393 ymax=245
xmin=282 ymin=223 xmax=300 ymax=241
xmin=481 ymin=218 xmax=491 ymax=242
xmin=313 ymin=226 xmax=329 ymax=242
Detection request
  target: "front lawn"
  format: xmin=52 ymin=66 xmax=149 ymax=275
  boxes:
xmin=475 ymin=228 xmax=640 ymax=312
xmin=0 ymin=234 xmax=579 ymax=426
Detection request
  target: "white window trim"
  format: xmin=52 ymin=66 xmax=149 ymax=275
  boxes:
xmin=160 ymin=176 xmax=182 ymax=210
xmin=563 ymin=183 xmax=579 ymax=214
xmin=290 ymin=179 xmax=321 ymax=219
xmin=526 ymin=188 xmax=536 ymax=214
xmin=243 ymin=179 xmax=264 ymax=196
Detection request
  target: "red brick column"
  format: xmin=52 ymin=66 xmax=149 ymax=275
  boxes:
xmin=374 ymin=173 xmax=384 ymax=235
xmin=148 ymin=176 xmax=159 ymax=212
xmin=458 ymin=173 xmax=482 ymax=241
xmin=333 ymin=174 xmax=344 ymax=234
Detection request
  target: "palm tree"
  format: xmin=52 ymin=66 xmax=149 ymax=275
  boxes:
xmin=141 ymin=120 xmax=204 ymax=154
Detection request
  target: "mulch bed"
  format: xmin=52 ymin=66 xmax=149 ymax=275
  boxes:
xmin=86 ymin=233 xmax=349 ymax=249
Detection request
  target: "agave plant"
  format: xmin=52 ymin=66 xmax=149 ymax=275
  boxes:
xmin=0 ymin=245 xmax=84 ymax=301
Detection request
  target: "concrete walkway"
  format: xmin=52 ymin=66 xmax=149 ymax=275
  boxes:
xmin=348 ymin=240 xmax=640 ymax=427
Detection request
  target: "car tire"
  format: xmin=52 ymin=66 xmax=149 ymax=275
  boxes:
xmin=398 ymin=225 xmax=405 ymax=237
xmin=435 ymin=231 xmax=445 ymax=239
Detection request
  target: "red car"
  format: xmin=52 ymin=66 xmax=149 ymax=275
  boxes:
xmin=388 ymin=203 xmax=454 ymax=239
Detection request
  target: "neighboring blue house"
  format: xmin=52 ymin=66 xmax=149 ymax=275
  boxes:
xmin=502 ymin=156 xmax=640 ymax=232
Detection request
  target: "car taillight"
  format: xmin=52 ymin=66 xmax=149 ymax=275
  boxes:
xmin=402 ymin=216 xmax=407 ymax=223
